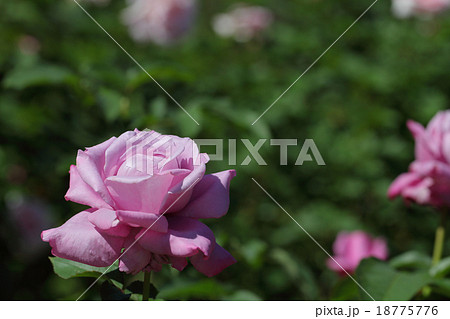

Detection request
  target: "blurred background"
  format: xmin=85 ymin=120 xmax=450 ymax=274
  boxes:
xmin=1 ymin=0 xmax=449 ymax=300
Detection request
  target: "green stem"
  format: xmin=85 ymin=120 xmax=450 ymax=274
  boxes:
xmin=432 ymin=210 xmax=447 ymax=266
xmin=142 ymin=271 xmax=152 ymax=301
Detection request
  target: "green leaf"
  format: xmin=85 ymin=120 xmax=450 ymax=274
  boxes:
xmin=356 ymin=258 xmax=432 ymax=301
xmin=241 ymin=239 xmax=267 ymax=268
xmin=430 ymin=278 xmax=450 ymax=298
xmin=98 ymin=88 xmax=123 ymax=122
xmin=157 ymin=279 xmax=226 ymax=300
xmin=390 ymin=251 xmax=432 ymax=270
xmin=3 ymin=64 xmax=73 ymax=89
xmin=270 ymin=248 xmax=320 ymax=299
xmin=331 ymin=277 xmax=359 ymax=301
xmin=270 ymin=248 xmax=302 ymax=280
xmin=430 ymin=257 xmax=450 ymax=278
xmin=175 ymin=103 xmax=202 ymax=137
xmin=148 ymin=96 xmax=168 ymax=120
xmin=224 ymin=290 xmax=262 ymax=301
xmin=125 ymin=281 xmax=158 ymax=299
xmin=49 ymin=257 xmax=118 ymax=279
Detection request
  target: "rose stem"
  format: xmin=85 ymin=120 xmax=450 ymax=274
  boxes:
xmin=142 ymin=271 xmax=151 ymax=301
xmin=432 ymin=209 xmax=447 ymax=266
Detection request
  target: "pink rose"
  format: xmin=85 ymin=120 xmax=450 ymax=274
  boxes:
xmin=121 ymin=0 xmax=196 ymax=45
xmin=212 ymin=5 xmax=273 ymax=42
xmin=6 ymin=194 xmax=53 ymax=260
xmin=42 ymin=129 xmax=236 ymax=276
xmin=327 ymin=231 xmax=388 ymax=275
xmin=388 ymin=111 xmax=450 ymax=207
xmin=416 ymin=0 xmax=450 ymax=12
xmin=392 ymin=0 xmax=450 ymax=18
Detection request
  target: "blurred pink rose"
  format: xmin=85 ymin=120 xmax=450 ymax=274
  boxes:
xmin=327 ymin=231 xmax=388 ymax=275
xmin=388 ymin=111 xmax=450 ymax=207
xmin=6 ymin=193 xmax=53 ymax=260
xmin=42 ymin=129 xmax=236 ymax=276
xmin=122 ymin=0 xmax=196 ymax=45
xmin=392 ymin=0 xmax=450 ymax=18
xmin=212 ymin=5 xmax=273 ymax=42
xmin=17 ymin=35 xmax=41 ymax=55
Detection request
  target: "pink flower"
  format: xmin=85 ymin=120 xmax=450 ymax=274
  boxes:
xmin=6 ymin=193 xmax=53 ymax=260
xmin=121 ymin=0 xmax=196 ymax=45
xmin=388 ymin=111 xmax=450 ymax=207
xmin=212 ymin=5 xmax=273 ymax=42
xmin=42 ymin=129 xmax=236 ymax=276
xmin=17 ymin=35 xmax=41 ymax=55
xmin=327 ymin=231 xmax=388 ymax=275
xmin=392 ymin=0 xmax=450 ymax=18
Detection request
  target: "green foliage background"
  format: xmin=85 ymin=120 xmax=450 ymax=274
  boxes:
xmin=0 ymin=0 xmax=449 ymax=300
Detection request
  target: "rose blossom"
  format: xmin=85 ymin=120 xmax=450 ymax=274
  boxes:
xmin=388 ymin=111 xmax=450 ymax=207
xmin=42 ymin=129 xmax=236 ymax=276
xmin=327 ymin=231 xmax=388 ymax=275
xmin=121 ymin=0 xmax=196 ymax=45
xmin=392 ymin=0 xmax=450 ymax=18
xmin=18 ymin=35 xmax=41 ymax=55
xmin=212 ymin=5 xmax=273 ymax=42
xmin=6 ymin=193 xmax=53 ymax=259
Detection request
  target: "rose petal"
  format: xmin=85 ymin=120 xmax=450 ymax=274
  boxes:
xmin=76 ymin=147 xmax=115 ymax=207
xmin=344 ymin=231 xmax=373 ymax=269
xmin=442 ymin=132 xmax=450 ymax=164
xmin=428 ymin=110 xmax=450 ymax=132
xmin=171 ymin=136 xmax=204 ymax=170
xmin=371 ymin=238 xmax=389 ymax=260
xmin=105 ymin=173 xmax=174 ymax=212
xmin=407 ymin=119 xmax=425 ymax=139
xmin=328 ymin=231 xmax=388 ymax=274
xmin=116 ymin=210 xmax=168 ymax=232
xmin=120 ymin=130 xmax=169 ymax=161
xmin=104 ymin=130 xmax=137 ymax=176
xmin=41 ymin=211 xmax=123 ymax=267
xmin=387 ymin=172 xmax=422 ymax=199
xmin=160 ymin=167 xmax=200 ymax=213
xmin=170 ymin=256 xmax=188 ymax=271
xmin=116 ymin=130 xmax=181 ymax=177
xmin=401 ymin=177 xmax=433 ymax=204
xmin=137 ymin=216 xmax=215 ymax=257
xmin=64 ymin=165 xmax=113 ymax=209
xmin=190 ymin=243 xmax=236 ymax=277
xmin=332 ymin=231 xmax=374 ymax=271
xmin=161 ymin=155 xmax=209 ymax=213
xmin=178 ymin=170 xmax=236 ymax=219
xmin=410 ymin=160 xmax=450 ymax=181
xmin=332 ymin=232 xmax=352 ymax=257
xmin=407 ymin=120 xmax=435 ymax=161
xmin=326 ymin=256 xmax=350 ymax=273
xmin=88 ymin=208 xmax=130 ymax=237
xmin=119 ymin=232 xmax=152 ymax=275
